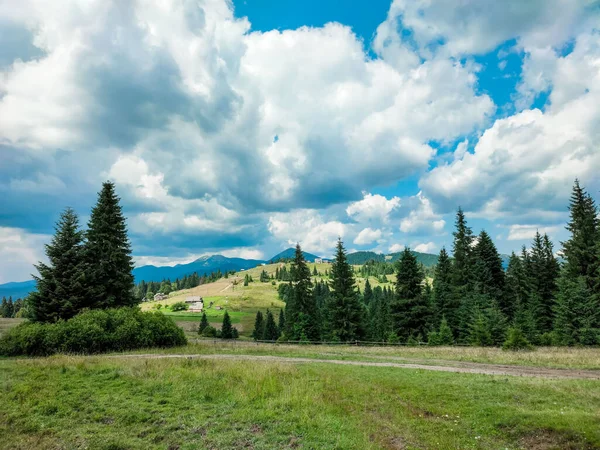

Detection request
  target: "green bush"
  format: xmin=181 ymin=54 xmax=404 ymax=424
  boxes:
xmin=201 ymin=326 xmax=217 ymax=337
xmin=502 ymin=326 xmax=533 ymax=351
xmin=0 ymin=308 xmax=186 ymax=357
xmin=170 ymin=302 xmax=189 ymax=312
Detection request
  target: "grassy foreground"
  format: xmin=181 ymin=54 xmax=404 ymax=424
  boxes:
xmin=1 ymin=351 xmax=599 ymax=449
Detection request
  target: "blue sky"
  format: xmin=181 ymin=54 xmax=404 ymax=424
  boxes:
xmin=0 ymin=0 xmax=599 ymax=282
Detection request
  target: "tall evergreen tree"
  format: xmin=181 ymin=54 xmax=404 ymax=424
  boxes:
xmin=221 ymin=310 xmax=233 ymax=339
xmin=252 ymin=311 xmax=264 ymax=340
xmin=472 ymin=230 xmax=505 ymax=303
xmin=363 ymin=278 xmax=373 ymax=305
xmin=287 ymin=244 xmax=320 ymax=341
xmin=198 ymin=312 xmax=209 ymax=334
xmin=391 ymin=248 xmax=430 ymax=341
xmin=432 ymin=247 xmax=458 ymax=332
xmin=452 ymin=207 xmax=474 ymax=288
xmin=326 ymin=238 xmax=365 ymax=341
xmin=29 ymin=208 xmax=87 ymax=323
xmin=84 ymin=182 xmax=135 ymax=309
xmin=263 ymin=309 xmax=280 ymax=340
xmin=555 ymin=180 xmax=600 ymax=343
xmin=562 ymin=180 xmax=599 ymax=287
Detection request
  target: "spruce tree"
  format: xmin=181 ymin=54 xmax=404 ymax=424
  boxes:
xmin=252 ymin=311 xmax=264 ymax=340
xmin=555 ymin=180 xmax=600 ymax=343
xmin=29 ymin=208 xmax=87 ymax=323
xmin=288 ymin=244 xmax=320 ymax=341
xmin=363 ymin=278 xmax=373 ymax=305
xmin=84 ymin=181 xmax=135 ymax=309
xmin=198 ymin=312 xmax=209 ymax=334
xmin=221 ymin=310 xmax=233 ymax=339
xmin=452 ymin=207 xmax=474 ymax=288
xmin=5 ymin=298 xmax=14 ymax=318
xmin=432 ymin=247 xmax=458 ymax=332
xmin=0 ymin=297 xmax=7 ymax=318
xmin=472 ymin=230 xmax=505 ymax=303
xmin=562 ymin=180 xmax=599 ymax=286
xmin=391 ymin=248 xmax=430 ymax=341
xmin=326 ymin=238 xmax=365 ymax=341
xmin=263 ymin=309 xmax=280 ymax=341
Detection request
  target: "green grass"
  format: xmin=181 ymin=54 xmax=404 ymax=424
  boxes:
xmin=0 ymin=353 xmax=599 ymax=449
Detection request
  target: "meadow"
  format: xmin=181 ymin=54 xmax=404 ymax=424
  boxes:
xmin=1 ymin=346 xmax=599 ymax=449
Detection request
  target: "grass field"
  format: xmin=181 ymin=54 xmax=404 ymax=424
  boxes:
xmin=1 ymin=348 xmax=599 ymax=449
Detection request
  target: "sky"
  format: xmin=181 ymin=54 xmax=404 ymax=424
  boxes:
xmin=0 ymin=0 xmax=599 ymax=282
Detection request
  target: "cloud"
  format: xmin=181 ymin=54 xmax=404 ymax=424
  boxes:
xmin=376 ymin=0 xmax=593 ymax=59
xmin=267 ymin=210 xmax=346 ymax=256
xmin=506 ymin=224 xmax=562 ymax=241
xmin=0 ymin=227 xmax=49 ymax=283
xmin=421 ymin=30 xmax=600 ymax=218
xmin=399 ymin=191 xmax=446 ymax=234
xmin=414 ymin=241 xmax=436 ymax=253
xmin=353 ymin=227 xmax=383 ymax=245
xmin=346 ymin=192 xmax=400 ymax=224
xmin=389 ymin=243 xmax=405 ymax=253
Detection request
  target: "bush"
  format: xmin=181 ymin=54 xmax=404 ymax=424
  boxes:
xmin=0 ymin=308 xmax=187 ymax=357
xmin=201 ymin=326 xmax=217 ymax=337
xmin=170 ymin=302 xmax=189 ymax=312
xmin=502 ymin=326 xmax=533 ymax=351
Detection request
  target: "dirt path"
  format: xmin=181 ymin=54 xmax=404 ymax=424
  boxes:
xmin=109 ymin=353 xmax=600 ymax=380
xmin=219 ymin=284 xmax=232 ymax=293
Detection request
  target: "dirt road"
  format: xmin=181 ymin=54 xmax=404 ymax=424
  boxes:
xmin=109 ymin=353 xmax=600 ymax=380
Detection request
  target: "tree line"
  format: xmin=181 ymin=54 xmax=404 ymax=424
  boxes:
xmin=256 ymin=180 xmax=600 ymax=346
xmin=0 ymin=297 xmax=24 ymax=318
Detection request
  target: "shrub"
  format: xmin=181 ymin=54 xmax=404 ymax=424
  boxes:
xmin=170 ymin=302 xmax=189 ymax=312
xmin=0 ymin=308 xmax=186 ymax=356
xmin=502 ymin=326 xmax=533 ymax=351
xmin=201 ymin=326 xmax=217 ymax=337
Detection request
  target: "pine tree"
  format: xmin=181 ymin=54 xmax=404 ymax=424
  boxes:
xmin=554 ymin=180 xmax=600 ymax=343
xmin=391 ymin=248 xmax=430 ymax=341
xmin=288 ymin=244 xmax=320 ymax=341
xmin=326 ymin=238 xmax=365 ymax=341
xmin=29 ymin=208 xmax=87 ymax=323
xmin=252 ymin=311 xmax=264 ymax=340
xmin=198 ymin=312 xmax=209 ymax=334
xmin=472 ymin=230 xmax=505 ymax=303
xmin=562 ymin=180 xmax=599 ymax=287
xmin=263 ymin=309 xmax=280 ymax=340
xmin=363 ymin=278 xmax=373 ymax=305
xmin=432 ymin=247 xmax=458 ymax=332
xmin=221 ymin=310 xmax=233 ymax=339
xmin=5 ymin=298 xmax=14 ymax=318
xmin=84 ymin=182 xmax=135 ymax=309
xmin=452 ymin=207 xmax=474 ymax=288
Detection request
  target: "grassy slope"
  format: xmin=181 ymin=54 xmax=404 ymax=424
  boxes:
xmin=1 ymin=354 xmax=599 ymax=449
xmin=138 ymin=262 xmax=395 ymax=338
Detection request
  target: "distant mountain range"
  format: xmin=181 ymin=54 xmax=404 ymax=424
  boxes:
xmin=0 ymin=280 xmax=36 ymax=300
xmin=267 ymin=248 xmax=323 ymax=263
xmin=0 ymin=247 xmax=510 ymax=298
xmin=132 ymin=255 xmax=265 ymax=283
